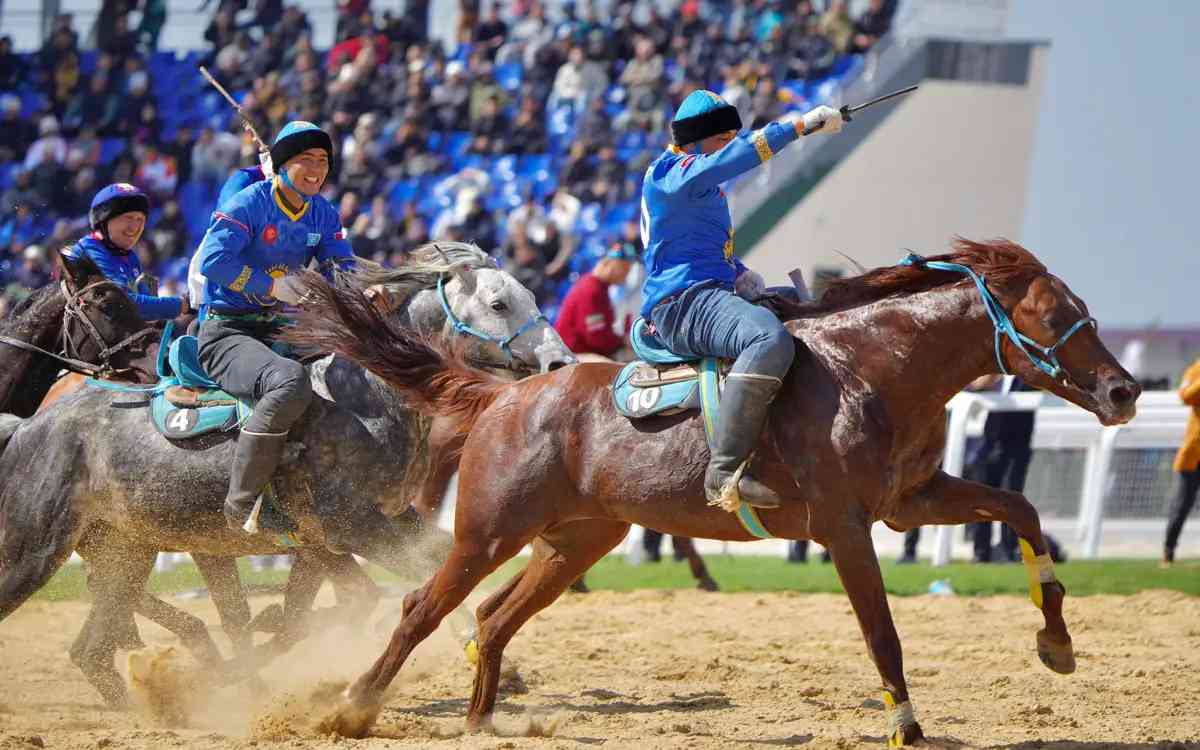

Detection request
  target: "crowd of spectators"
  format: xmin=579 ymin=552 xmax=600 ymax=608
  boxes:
xmin=0 ymin=0 xmax=895 ymax=318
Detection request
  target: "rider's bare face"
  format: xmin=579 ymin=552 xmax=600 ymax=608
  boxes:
xmin=284 ymin=148 xmax=330 ymax=197
xmin=698 ymin=129 xmax=737 ymax=155
xmin=106 ymin=211 xmax=146 ymax=251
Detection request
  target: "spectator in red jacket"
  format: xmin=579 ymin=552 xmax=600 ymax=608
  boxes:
xmin=553 ymin=245 xmax=636 ymax=357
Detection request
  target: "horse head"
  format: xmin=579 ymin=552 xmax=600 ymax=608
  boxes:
xmin=983 ymin=246 xmax=1140 ymax=426
xmin=57 ymin=248 xmax=152 ymax=376
xmin=359 ymin=241 xmax=576 ymax=376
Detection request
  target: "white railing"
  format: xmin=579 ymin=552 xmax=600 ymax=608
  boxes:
xmin=934 ymin=389 xmax=1189 ymax=565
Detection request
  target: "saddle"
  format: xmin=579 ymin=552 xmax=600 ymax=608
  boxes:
xmin=613 ymin=318 xmax=728 ymax=439
xmin=611 ymin=318 xmax=778 ymax=540
xmin=149 ymin=327 xmax=254 ymax=440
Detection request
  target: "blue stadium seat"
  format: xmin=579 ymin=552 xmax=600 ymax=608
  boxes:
xmin=442 ymin=131 xmax=471 ymax=157
xmin=99 ymin=138 xmax=127 ymax=164
xmin=495 ymin=62 xmax=522 ymax=92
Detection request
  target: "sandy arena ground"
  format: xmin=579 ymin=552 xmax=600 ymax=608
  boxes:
xmin=2 ymin=587 xmax=1199 ymax=749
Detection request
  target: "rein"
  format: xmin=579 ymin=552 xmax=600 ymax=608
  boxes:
xmin=436 ymin=275 xmax=546 ymax=363
xmin=0 ymin=333 xmax=110 ymax=377
xmin=899 ymin=253 xmax=1096 ymax=381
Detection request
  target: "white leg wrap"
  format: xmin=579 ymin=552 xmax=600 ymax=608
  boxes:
xmin=1036 ymin=553 xmax=1056 ymax=583
xmin=887 ymin=699 xmax=916 ymax=733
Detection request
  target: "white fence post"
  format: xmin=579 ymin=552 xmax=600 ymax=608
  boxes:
xmin=1080 ymin=426 xmax=1121 ymax=559
xmin=933 ymin=394 xmax=979 ymax=566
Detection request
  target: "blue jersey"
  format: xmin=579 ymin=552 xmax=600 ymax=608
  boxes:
xmin=639 ymin=121 xmax=800 ymax=317
xmin=62 ymin=234 xmax=183 ymax=321
xmin=197 ymin=179 xmax=353 ymax=314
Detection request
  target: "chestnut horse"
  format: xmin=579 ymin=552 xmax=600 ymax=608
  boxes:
xmin=290 ymin=239 xmax=1140 ymax=745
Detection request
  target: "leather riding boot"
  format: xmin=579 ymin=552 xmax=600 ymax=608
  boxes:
xmin=704 ymin=374 xmax=784 ymax=510
xmin=223 ymin=430 xmax=294 ymax=533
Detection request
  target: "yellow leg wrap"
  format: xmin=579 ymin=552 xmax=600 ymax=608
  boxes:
xmin=1019 ymin=538 xmax=1056 ymax=609
xmin=464 ymin=638 xmax=479 ymax=665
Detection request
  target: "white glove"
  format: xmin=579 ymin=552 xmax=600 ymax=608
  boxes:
xmin=271 ymin=275 xmax=307 ymax=306
xmin=735 ymin=269 xmax=766 ymax=300
xmin=801 ymin=105 xmax=843 ymax=135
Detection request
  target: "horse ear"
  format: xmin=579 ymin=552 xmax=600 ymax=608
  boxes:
xmin=57 ymin=248 xmax=88 ymax=290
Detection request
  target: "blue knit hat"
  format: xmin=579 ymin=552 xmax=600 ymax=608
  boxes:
xmin=270 ymin=120 xmax=333 ymax=171
xmin=671 ymin=90 xmax=742 ymax=147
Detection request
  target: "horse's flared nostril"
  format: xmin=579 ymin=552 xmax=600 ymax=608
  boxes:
xmin=548 ymin=361 xmax=568 ymax=371
xmin=1108 ymin=384 xmax=1135 ymax=407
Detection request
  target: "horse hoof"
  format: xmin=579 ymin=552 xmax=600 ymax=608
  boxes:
xmin=465 ymin=713 xmax=495 ymax=734
xmin=316 ymin=692 xmax=381 ymax=739
xmin=697 ymin=576 xmax=720 ymax=592
xmin=1036 ymin=629 xmax=1076 ymax=674
xmin=889 ymin=720 xmax=925 ymax=747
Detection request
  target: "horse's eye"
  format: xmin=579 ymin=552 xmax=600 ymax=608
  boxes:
xmin=490 ymin=300 xmax=508 ymax=313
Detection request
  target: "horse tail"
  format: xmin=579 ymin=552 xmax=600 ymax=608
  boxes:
xmin=0 ymin=414 xmax=82 ymax=622
xmin=285 ymin=272 xmax=504 ymax=436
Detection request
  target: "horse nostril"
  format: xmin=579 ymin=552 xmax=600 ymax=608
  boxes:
xmin=548 ymin=361 xmax=567 ymax=371
xmin=1109 ymin=385 xmax=1134 ymax=406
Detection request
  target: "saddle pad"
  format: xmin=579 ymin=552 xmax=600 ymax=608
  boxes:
xmin=612 ymin=357 xmax=724 ymax=419
xmin=630 ymin=319 xmax=695 ymax=365
xmin=151 ymin=379 xmax=253 ymax=441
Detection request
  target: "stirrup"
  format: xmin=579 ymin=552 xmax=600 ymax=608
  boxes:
xmin=707 ymin=459 xmax=750 ymax=512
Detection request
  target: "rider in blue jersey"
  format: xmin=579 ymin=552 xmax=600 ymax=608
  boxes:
xmin=639 ymin=90 xmax=843 ymax=510
xmin=194 ymin=121 xmax=355 ymax=533
xmin=62 ymin=183 xmax=187 ymax=321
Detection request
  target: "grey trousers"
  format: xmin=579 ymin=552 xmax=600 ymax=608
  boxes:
xmin=197 ymin=317 xmax=312 ymax=435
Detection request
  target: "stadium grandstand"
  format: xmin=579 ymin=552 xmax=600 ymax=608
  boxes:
xmin=0 ymin=0 xmax=897 ymax=321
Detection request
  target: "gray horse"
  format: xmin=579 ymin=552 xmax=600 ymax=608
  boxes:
xmin=0 ymin=242 xmax=575 ymax=704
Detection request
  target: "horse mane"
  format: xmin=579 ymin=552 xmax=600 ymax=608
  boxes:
xmin=347 ymin=241 xmax=495 ymax=302
xmin=0 ymin=282 xmax=65 ymax=340
xmin=781 ymin=238 xmax=1047 ymax=319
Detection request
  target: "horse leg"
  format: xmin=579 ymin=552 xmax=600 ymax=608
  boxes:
xmin=672 ymin=537 xmax=719 ymax=591
xmin=826 ymin=522 xmax=924 ymax=747
xmin=331 ymin=532 xmax=535 ymax=737
xmin=305 ymin=548 xmax=381 ymax=634
xmin=192 ymin=553 xmax=253 ymax=658
xmin=467 ymin=519 xmax=630 ymax=729
xmin=132 ymin=593 xmax=223 ymax=666
xmin=889 ymin=470 xmax=1074 ymax=675
xmin=70 ymin=543 xmax=158 ymax=707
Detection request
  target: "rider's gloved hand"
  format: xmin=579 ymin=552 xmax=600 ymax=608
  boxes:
xmin=270 ymin=274 xmax=307 ymax=306
xmin=735 ymin=269 xmax=766 ymax=300
xmin=798 ymin=105 xmax=844 ymax=135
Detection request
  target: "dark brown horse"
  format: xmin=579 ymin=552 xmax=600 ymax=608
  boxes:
xmin=292 ymin=239 xmax=1140 ymax=745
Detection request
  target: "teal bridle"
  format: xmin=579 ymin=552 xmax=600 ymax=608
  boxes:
xmin=899 ymin=253 xmax=1096 ymax=381
xmin=436 ymin=275 xmax=547 ymax=362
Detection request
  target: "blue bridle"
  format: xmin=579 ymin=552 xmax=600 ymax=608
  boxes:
xmin=436 ymin=274 xmax=547 ymax=361
xmin=898 ymin=253 xmax=1096 ymax=380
